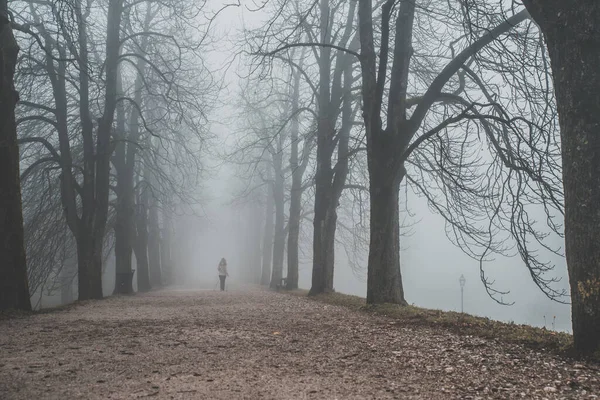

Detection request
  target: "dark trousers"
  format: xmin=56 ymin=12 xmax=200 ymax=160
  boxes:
xmin=219 ymin=275 xmax=226 ymax=291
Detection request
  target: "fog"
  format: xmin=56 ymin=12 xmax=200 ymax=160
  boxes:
xmin=179 ymin=2 xmax=570 ymax=333
xmin=26 ymin=0 xmax=570 ymax=334
xmin=167 ymin=159 xmax=571 ymax=332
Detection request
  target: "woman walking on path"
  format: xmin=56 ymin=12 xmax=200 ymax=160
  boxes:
xmin=218 ymin=258 xmax=229 ymax=291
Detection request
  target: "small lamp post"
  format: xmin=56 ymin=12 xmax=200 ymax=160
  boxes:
xmin=459 ymin=274 xmax=466 ymax=313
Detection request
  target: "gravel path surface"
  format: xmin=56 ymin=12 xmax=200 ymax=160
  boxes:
xmin=1 ymin=287 xmax=599 ymax=399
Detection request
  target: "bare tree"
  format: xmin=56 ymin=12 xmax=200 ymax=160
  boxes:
xmin=357 ymin=1 xmax=540 ymax=304
xmin=286 ymin=63 xmax=314 ymax=290
xmin=523 ymin=0 xmax=600 ymax=354
xmin=0 ymin=0 xmax=31 ymax=311
xmin=248 ymin=0 xmax=361 ymax=295
xmin=11 ymin=0 xmax=125 ymax=300
xmin=12 ymin=0 xmax=214 ymax=298
xmin=112 ymin=1 xmax=154 ymax=294
xmin=262 ymin=170 xmax=275 ymax=285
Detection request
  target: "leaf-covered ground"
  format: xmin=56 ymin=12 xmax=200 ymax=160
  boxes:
xmin=0 ymin=287 xmax=599 ymax=399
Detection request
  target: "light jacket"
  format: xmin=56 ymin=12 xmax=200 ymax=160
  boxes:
xmin=218 ymin=261 xmax=228 ymax=276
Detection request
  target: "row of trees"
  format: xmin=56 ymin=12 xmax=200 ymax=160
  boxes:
xmin=231 ymin=0 xmax=600 ymax=355
xmin=2 ymin=0 xmax=599 ymax=356
xmin=1 ymin=0 xmax=216 ymax=307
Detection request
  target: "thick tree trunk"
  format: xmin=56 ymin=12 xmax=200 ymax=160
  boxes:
xmin=322 ymin=213 xmax=337 ymax=291
xmin=523 ymin=1 xmax=600 ymax=355
xmin=135 ymin=191 xmax=151 ymax=292
xmin=358 ymin=0 xmax=413 ymax=306
xmin=113 ymin=76 xmax=134 ymax=295
xmin=75 ymin=222 xmax=103 ymax=300
xmin=286 ymin=66 xmax=306 ymax=291
xmin=366 ymin=160 xmax=407 ymax=305
xmin=309 ymin=0 xmax=335 ymax=296
xmin=261 ymin=184 xmax=274 ymax=286
xmin=0 ymin=8 xmax=31 ymax=311
xmin=250 ymin=203 xmax=263 ymax=284
xmin=148 ymin=197 xmax=162 ymax=288
xmin=113 ymin=4 xmax=149 ymax=294
xmin=79 ymin=0 xmax=124 ymax=301
xmin=114 ymin=186 xmax=134 ymax=294
xmin=286 ymin=187 xmax=301 ymax=290
xmin=309 ymin=177 xmax=336 ymax=295
xmin=317 ymin=62 xmax=354 ymax=294
xmin=308 ymin=0 xmax=358 ymax=296
xmin=91 ymin=234 xmax=104 ymax=299
xmin=161 ymin=206 xmax=172 ymax=286
xmin=270 ymin=161 xmax=286 ymax=289
xmin=76 ymin=231 xmax=95 ymax=300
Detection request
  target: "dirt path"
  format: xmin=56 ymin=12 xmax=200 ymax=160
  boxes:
xmin=0 ymin=287 xmax=598 ymax=399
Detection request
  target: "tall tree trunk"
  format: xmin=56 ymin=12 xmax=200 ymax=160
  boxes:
xmin=114 ymin=182 xmax=135 ymax=294
xmin=86 ymin=0 xmax=125 ymax=300
xmin=310 ymin=124 xmax=342 ymax=295
xmin=523 ymin=1 xmax=600 ymax=355
xmin=148 ymin=193 xmax=162 ymax=287
xmin=309 ymin=0 xmax=334 ymax=296
xmin=161 ymin=205 xmax=173 ymax=286
xmin=113 ymin=73 xmax=134 ymax=295
xmin=366 ymin=161 xmax=407 ymax=305
xmin=308 ymin=0 xmax=358 ymax=296
xmin=249 ymin=202 xmax=263 ymax=284
xmin=135 ymin=179 xmax=151 ymax=292
xmin=261 ymin=182 xmax=274 ymax=285
xmin=315 ymin=61 xmax=355 ymax=294
xmin=113 ymin=4 xmax=151 ymax=294
xmin=0 ymin=7 xmax=31 ymax=311
xmin=286 ymin=187 xmax=301 ymax=290
xmin=270 ymin=154 xmax=286 ymax=288
xmin=144 ymin=169 xmax=162 ymax=288
xmin=73 ymin=0 xmax=99 ymax=301
xmin=76 ymin=230 xmax=95 ymax=300
xmin=286 ymin=66 xmax=303 ymax=290
xmin=358 ymin=0 xmax=414 ymax=305
xmin=91 ymin=233 xmax=104 ymax=299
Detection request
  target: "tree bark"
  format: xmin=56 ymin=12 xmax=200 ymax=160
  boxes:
xmin=113 ymin=73 xmax=134 ymax=294
xmin=261 ymin=181 xmax=274 ymax=286
xmin=114 ymin=184 xmax=135 ymax=294
xmin=0 ymin=5 xmax=31 ymax=311
xmin=286 ymin=66 xmax=304 ymax=290
xmin=358 ymin=0 xmax=414 ymax=305
xmin=135 ymin=180 xmax=151 ymax=292
xmin=249 ymin=202 xmax=263 ymax=284
xmin=33 ymin=3 xmax=95 ymax=301
xmin=148 ymin=191 xmax=162 ymax=288
xmin=113 ymin=5 xmax=151 ymax=294
xmin=161 ymin=205 xmax=173 ymax=286
xmin=366 ymin=162 xmax=407 ymax=305
xmin=270 ymin=152 xmax=286 ymax=289
xmin=523 ymin=0 xmax=600 ymax=355
xmin=286 ymin=190 xmax=301 ymax=289
xmin=88 ymin=0 xmax=124 ymax=300
xmin=76 ymin=230 xmax=96 ymax=300
xmin=308 ymin=0 xmax=357 ymax=296
xmin=309 ymin=0 xmax=335 ymax=296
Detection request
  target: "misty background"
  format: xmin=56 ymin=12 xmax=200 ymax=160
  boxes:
xmin=29 ymin=0 xmax=570 ymax=333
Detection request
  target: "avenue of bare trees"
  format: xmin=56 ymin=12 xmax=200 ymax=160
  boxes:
xmin=2 ymin=0 xmax=600 ymax=356
xmin=2 ymin=0 xmax=216 ymax=304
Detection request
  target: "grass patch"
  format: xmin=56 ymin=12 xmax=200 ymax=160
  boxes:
xmin=286 ymin=289 xmax=580 ymax=360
